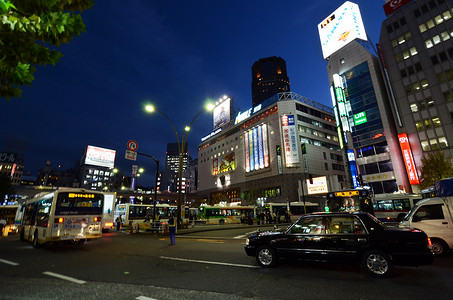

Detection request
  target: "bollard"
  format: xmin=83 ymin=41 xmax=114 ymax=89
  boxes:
xmin=130 ymin=224 xmax=133 ymax=235
xmin=185 ymin=220 xmax=189 ymax=229
xmin=136 ymin=223 xmax=140 ymax=234
xmin=164 ymin=223 xmax=168 ymax=235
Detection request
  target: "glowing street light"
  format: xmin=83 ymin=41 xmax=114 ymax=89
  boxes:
xmin=145 ymin=102 xmax=214 ymax=228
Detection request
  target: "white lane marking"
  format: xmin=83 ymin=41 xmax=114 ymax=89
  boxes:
xmin=234 ymin=230 xmax=258 ymax=239
xmin=160 ymin=256 xmax=260 ymax=269
xmin=43 ymin=271 xmax=86 ymax=284
xmin=0 ymin=258 xmax=19 ymax=266
xmin=136 ymin=296 xmax=158 ymax=300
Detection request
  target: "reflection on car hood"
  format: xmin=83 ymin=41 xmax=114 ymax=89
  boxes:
xmin=255 ymin=231 xmax=282 ymax=237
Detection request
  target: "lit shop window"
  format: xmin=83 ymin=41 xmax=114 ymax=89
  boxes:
xmin=410 ymin=103 xmax=418 ymax=112
xmin=421 ymin=140 xmax=430 ymax=151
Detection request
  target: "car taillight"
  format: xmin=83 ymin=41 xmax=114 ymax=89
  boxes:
xmin=54 ymin=218 xmax=64 ymax=223
xmin=93 ymin=217 xmax=101 ymax=222
xmin=427 ymin=237 xmax=432 ymax=247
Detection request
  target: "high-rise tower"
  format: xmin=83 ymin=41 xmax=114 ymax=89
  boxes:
xmin=251 ymin=56 xmax=290 ymax=107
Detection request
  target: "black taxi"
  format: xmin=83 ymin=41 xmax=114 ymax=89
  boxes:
xmin=244 ymin=212 xmax=433 ymax=278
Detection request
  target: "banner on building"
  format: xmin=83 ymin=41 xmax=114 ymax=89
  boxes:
xmin=281 ymin=115 xmax=300 ymax=166
xmin=398 ymin=133 xmax=420 ymax=185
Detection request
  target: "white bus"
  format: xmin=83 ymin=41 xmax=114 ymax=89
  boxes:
xmin=114 ymin=203 xmax=186 ymax=229
xmin=264 ymin=202 xmax=320 ymax=222
xmin=102 ymin=192 xmax=116 ymax=232
xmin=373 ymin=193 xmax=422 ymax=222
xmin=18 ymin=189 xmax=104 ymax=247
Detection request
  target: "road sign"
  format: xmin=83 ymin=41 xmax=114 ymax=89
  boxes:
xmin=127 ymin=140 xmax=138 ymax=152
xmin=125 ymin=150 xmax=137 ymax=161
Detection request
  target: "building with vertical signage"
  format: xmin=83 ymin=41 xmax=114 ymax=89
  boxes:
xmin=78 ymin=145 xmax=116 ymax=191
xmin=251 ymin=56 xmax=291 ymax=107
xmin=197 ymin=92 xmax=345 ymax=206
xmin=378 ymin=0 xmax=453 ymax=192
xmin=319 ymin=1 xmax=410 ymax=194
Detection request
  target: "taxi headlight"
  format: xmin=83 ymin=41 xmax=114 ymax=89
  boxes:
xmin=245 ymin=238 xmax=249 ymax=246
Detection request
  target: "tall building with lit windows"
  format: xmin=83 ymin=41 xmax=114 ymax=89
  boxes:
xmin=159 ymin=143 xmax=189 ymax=192
xmin=251 ymin=56 xmax=290 ymax=107
xmin=319 ymin=1 xmax=410 ymax=194
xmin=378 ymin=0 xmax=453 ymax=192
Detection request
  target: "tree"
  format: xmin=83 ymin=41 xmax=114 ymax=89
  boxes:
xmin=0 ymin=173 xmax=15 ymax=202
xmin=419 ymin=150 xmax=453 ymax=189
xmin=0 ymin=0 xmax=94 ymax=99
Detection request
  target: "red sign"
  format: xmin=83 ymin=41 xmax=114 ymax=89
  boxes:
xmin=383 ymin=0 xmax=411 ymax=16
xmin=398 ymin=133 xmax=420 ymax=185
xmin=127 ymin=140 xmax=138 ymax=152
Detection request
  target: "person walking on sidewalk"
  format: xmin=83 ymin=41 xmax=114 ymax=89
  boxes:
xmin=168 ymin=213 xmax=176 ymax=245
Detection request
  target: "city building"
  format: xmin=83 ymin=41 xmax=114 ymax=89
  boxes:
xmin=0 ymin=151 xmax=23 ymax=186
xmin=158 ymin=143 xmax=189 ymax=193
xmin=78 ymin=145 xmax=117 ymax=191
xmin=319 ymin=1 xmax=411 ymax=194
xmin=197 ymin=92 xmax=344 ymax=206
xmin=378 ymin=0 xmax=453 ymax=192
xmin=251 ymin=56 xmax=290 ymax=107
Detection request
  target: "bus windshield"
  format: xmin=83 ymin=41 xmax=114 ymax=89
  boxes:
xmin=55 ymin=192 xmax=103 ymax=215
xmin=326 ymin=189 xmax=374 ymax=214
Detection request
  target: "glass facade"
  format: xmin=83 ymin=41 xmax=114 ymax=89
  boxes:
xmin=340 ymin=61 xmax=398 ymax=194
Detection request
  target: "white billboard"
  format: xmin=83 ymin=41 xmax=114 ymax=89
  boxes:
xmin=318 ymin=1 xmax=367 ymax=59
xmin=213 ymin=98 xmax=231 ymax=130
xmin=85 ymin=145 xmax=116 ymax=168
xmin=306 ymin=176 xmax=328 ymax=195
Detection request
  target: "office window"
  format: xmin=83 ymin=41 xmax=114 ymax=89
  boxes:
xmin=435 ymin=15 xmax=444 ymax=24
xmin=424 ymin=119 xmax=432 ymax=129
xmin=421 ymin=140 xmax=430 ymax=151
xmin=396 ymin=53 xmax=403 ymax=62
xmin=441 ymin=31 xmax=450 ymax=41
xmin=410 ymin=47 xmax=418 ymax=56
xmin=405 ymin=85 xmax=412 ymax=95
xmin=439 ymin=51 xmax=448 ymax=61
xmin=427 ymin=19 xmax=435 ymax=29
xmin=410 ymin=103 xmax=418 ymax=112
xmin=437 ymin=72 xmax=447 ymax=83
xmin=414 ymin=9 xmax=421 ymax=18
xmin=443 ymin=10 xmax=452 ymax=20
xmin=439 ymin=137 xmax=448 ymax=148
xmin=430 ymin=139 xmax=439 ymax=150
xmin=433 ymin=35 xmax=441 ymax=45
xmin=400 ymin=69 xmax=408 ymax=77
xmin=425 ymin=39 xmax=434 ymax=48
xmin=418 ymin=100 xmax=426 ymax=110
xmin=432 ymin=117 xmax=441 ymax=127
xmin=415 ymin=62 xmax=422 ymax=72
xmin=447 ymin=69 xmax=453 ymax=80
xmin=416 ymin=121 xmax=424 ymax=131
xmin=431 ymin=55 xmax=439 ymax=65
xmin=444 ymin=91 xmax=453 ymax=102
xmin=392 ymin=39 xmax=398 ymax=47
xmin=427 ymin=98 xmax=435 ymax=107
xmin=421 ymin=80 xmax=428 ymax=89
xmin=419 ymin=23 xmax=427 ymax=33
xmin=413 ymin=82 xmax=421 ymax=92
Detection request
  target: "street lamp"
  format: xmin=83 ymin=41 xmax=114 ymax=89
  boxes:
xmin=145 ymin=102 xmax=214 ymax=228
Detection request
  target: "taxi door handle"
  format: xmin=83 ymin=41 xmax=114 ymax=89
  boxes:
xmin=442 ymin=222 xmax=448 ymax=224
xmin=357 ymin=238 xmax=367 ymax=243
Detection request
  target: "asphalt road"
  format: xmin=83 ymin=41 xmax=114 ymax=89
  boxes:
xmin=1 ymin=227 xmax=453 ymax=300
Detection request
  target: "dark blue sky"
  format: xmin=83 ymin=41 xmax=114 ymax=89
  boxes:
xmin=1 ymin=1 xmax=387 ymax=185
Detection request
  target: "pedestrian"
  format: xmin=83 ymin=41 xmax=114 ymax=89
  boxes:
xmin=168 ymin=213 xmax=176 ymax=245
xmin=116 ymin=215 xmax=122 ymax=231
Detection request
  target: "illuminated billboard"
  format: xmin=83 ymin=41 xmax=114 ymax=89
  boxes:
xmin=398 ymin=133 xmax=420 ymax=185
xmin=306 ymin=176 xmax=328 ymax=195
xmin=318 ymin=1 xmax=367 ymax=59
xmin=213 ymin=97 xmax=231 ymax=130
xmin=85 ymin=145 xmax=116 ymax=168
xmin=281 ymin=115 xmax=300 ymax=166
xmin=213 ymin=152 xmax=235 ymax=175
xmin=244 ymin=123 xmax=270 ymax=172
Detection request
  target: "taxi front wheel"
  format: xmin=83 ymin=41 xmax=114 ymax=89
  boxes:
xmin=256 ymin=245 xmax=277 ymax=267
xmin=362 ymin=249 xmax=393 ymax=278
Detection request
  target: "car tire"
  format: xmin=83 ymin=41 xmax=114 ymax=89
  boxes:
xmin=33 ymin=231 xmax=40 ymax=248
xmin=362 ymin=250 xmax=393 ymax=278
xmin=431 ymin=239 xmax=447 ymax=255
xmin=256 ymin=245 xmax=277 ymax=267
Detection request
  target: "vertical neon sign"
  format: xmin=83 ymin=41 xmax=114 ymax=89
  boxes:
xmin=398 ymin=133 xmax=420 ymax=185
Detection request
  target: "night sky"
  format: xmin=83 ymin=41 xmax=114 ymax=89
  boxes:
xmin=1 ymin=1 xmax=388 ymax=185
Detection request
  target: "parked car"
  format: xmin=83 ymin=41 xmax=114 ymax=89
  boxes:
xmin=245 ymin=212 xmax=433 ymax=278
xmin=400 ymin=178 xmax=453 ymax=255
